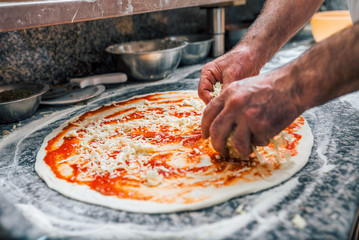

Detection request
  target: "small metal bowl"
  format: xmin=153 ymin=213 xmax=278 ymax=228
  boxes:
xmin=167 ymin=34 xmax=213 ymax=65
xmin=106 ymin=39 xmax=187 ymax=81
xmin=0 ymin=83 xmax=49 ymax=124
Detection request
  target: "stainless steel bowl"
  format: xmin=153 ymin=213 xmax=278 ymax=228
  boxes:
xmin=106 ymin=39 xmax=187 ymax=81
xmin=167 ymin=34 xmax=213 ymax=65
xmin=0 ymin=83 xmax=49 ymax=124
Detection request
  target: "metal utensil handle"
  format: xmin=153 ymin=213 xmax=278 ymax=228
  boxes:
xmin=350 ymin=206 xmax=359 ymax=240
xmin=70 ymin=73 xmax=128 ymax=88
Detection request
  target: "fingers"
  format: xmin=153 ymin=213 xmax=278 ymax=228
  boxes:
xmin=230 ymin=120 xmax=252 ymax=156
xmin=198 ymin=76 xmax=213 ymax=104
xmin=209 ymin=110 xmax=236 ymax=157
xmin=201 ymin=97 xmax=225 ymax=139
xmin=198 ymin=62 xmax=221 ymax=104
xmin=251 ymin=133 xmax=270 ymax=147
xmin=244 ymin=107 xmax=271 ymax=147
xmin=208 ymin=113 xmax=270 ymax=157
xmin=201 ymin=85 xmax=246 ymax=157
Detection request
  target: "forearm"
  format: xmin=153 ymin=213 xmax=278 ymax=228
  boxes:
xmin=233 ymin=0 xmax=324 ymax=67
xmin=198 ymin=0 xmax=324 ymax=104
xmin=286 ymin=23 xmax=359 ymax=112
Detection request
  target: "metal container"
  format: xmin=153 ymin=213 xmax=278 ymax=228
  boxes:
xmin=106 ymin=39 xmax=187 ymax=81
xmin=207 ymin=7 xmax=225 ymax=57
xmin=167 ymin=34 xmax=214 ymax=65
xmin=0 ymin=83 xmax=49 ymax=124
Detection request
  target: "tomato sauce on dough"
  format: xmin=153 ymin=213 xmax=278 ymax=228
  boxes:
xmin=43 ymin=92 xmax=304 ymax=203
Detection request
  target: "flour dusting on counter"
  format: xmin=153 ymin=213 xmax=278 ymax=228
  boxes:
xmin=0 ymin=42 xmax=358 ymax=239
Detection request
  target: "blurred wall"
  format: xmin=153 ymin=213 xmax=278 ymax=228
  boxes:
xmin=0 ymin=0 xmax=347 ymax=85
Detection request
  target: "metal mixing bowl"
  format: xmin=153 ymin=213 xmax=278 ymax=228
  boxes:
xmin=0 ymin=83 xmax=49 ymax=124
xmin=167 ymin=34 xmax=213 ymax=65
xmin=106 ymin=39 xmax=187 ymax=81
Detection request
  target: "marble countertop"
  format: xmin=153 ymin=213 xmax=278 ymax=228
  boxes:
xmin=0 ymin=41 xmax=358 ymax=240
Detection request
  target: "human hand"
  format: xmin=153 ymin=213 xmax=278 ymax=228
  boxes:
xmin=198 ymin=45 xmax=265 ymax=104
xmin=201 ymin=69 xmax=304 ymax=157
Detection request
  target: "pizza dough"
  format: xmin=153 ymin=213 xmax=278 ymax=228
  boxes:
xmin=35 ymin=91 xmax=313 ymax=213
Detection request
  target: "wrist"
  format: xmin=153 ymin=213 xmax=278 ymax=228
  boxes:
xmin=229 ymin=43 xmax=267 ymax=76
xmin=285 ymin=60 xmax=319 ymax=114
xmin=238 ymin=31 xmax=282 ymax=66
xmin=267 ymin=63 xmax=310 ymax=116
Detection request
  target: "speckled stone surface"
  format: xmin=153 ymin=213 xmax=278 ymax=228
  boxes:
xmin=0 ymin=42 xmax=358 ymax=240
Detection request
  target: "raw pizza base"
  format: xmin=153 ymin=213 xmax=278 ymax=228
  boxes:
xmin=35 ymin=91 xmax=313 ymax=213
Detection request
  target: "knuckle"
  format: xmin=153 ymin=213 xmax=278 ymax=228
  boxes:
xmin=252 ymin=137 xmax=269 ymax=146
xmin=201 ymin=62 xmax=216 ymax=73
xmin=198 ymin=88 xmax=206 ymax=99
xmin=226 ymin=93 xmax=244 ymax=110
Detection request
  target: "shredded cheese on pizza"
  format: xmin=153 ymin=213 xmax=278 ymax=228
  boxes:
xmin=210 ymin=82 xmax=223 ymax=99
xmin=42 ymin=91 xmax=304 ymax=204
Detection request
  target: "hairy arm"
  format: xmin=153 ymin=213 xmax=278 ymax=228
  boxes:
xmin=293 ymin=23 xmax=359 ymax=111
xmin=240 ymin=0 xmax=324 ymax=64
xmin=202 ymin=23 xmax=359 ymax=156
xmin=198 ymin=0 xmax=324 ymax=104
